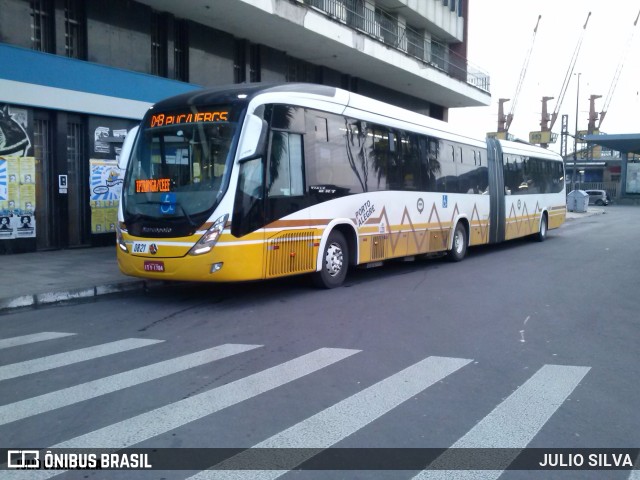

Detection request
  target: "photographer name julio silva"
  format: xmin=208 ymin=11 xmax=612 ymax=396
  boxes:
xmin=539 ymin=453 xmax=633 ymax=468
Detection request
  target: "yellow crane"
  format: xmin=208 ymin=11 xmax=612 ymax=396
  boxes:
xmin=595 ymin=8 xmax=640 ymax=131
xmin=530 ymin=11 xmax=591 ymax=148
xmin=580 ymin=9 xmax=639 ymax=159
xmin=488 ymin=15 xmax=541 ymax=140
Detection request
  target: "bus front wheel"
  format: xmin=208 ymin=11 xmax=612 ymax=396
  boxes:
xmin=313 ymin=230 xmax=348 ymax=289
xmin=448 ymin=222 xmax=468 ymax=262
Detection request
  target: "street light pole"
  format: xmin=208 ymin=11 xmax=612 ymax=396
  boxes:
xmin=573 ymin=72 xmax=581 ymax=190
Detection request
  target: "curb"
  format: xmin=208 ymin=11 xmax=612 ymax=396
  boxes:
xmin=0 ymin=280 xmax=167 ymax=314
xmin=565 ymin=209 xmax=606 ymax=221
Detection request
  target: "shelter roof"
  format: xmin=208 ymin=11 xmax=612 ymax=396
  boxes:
xmin=583 ymin=134 xmax=640 ymax=154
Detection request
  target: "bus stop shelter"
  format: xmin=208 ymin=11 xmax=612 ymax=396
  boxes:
xmin=583 ymin=133 xmax=640 ymax=198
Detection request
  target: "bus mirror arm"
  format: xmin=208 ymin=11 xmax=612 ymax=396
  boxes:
xmin=238 ymin=115 xmax=268 ymax=163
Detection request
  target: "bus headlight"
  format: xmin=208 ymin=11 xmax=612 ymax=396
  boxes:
xmin=116 ymin=224 xmax=128 ymax=253
xmin=189 ymin=214 xmax=229 ymax=256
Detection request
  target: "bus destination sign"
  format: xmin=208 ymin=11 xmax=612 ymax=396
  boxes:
xmin=135 ymin=178 xmax=171 ymax=193
xmin=149 ymin=111 xmax=229 ymax=128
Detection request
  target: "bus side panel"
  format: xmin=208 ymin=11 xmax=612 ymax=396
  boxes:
xmin=503 ymin=195 xmax=545 ymax=240
xmin=548 ymin=201 xmax=566 ymax=229
xmin=503 ymin=191 xmax=565 ymax=240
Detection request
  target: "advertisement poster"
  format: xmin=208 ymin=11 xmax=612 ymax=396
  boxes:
xmin=626 ymin=163 xmax=640 ymax=194
xmin=88 ymin=117 xmax=135 ymax=234
xmin=0 ymin=104 xmax=35 ymax=240
xmin=0 ymin=156 xmax=36 ymax=240
xmin=89 ymin=159 xmax=123 ymax=234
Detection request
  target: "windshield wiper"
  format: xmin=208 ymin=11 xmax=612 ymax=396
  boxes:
xmin=175 ymin=201 xmax=197 ymax=229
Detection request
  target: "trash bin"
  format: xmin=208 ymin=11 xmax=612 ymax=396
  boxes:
xmin=567 ymin=190 xmax=588 ymax=213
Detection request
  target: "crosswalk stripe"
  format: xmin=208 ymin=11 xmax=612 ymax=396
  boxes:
xmin=0 ymin=332 xmax=76 ymax=350
xmin=1 ymin=348 xmax=360 ymax=480
xmin=628 ymin=453 xmax=640 ymax=480
xmin=0 ymin=343 xmax=262 ymax=426
xmin=187 ymin=355 xmax=473 ymax=479
xmin=412 ymin=364 xmax=591 ymax=480
xmin=0 ymin=338 xmax=163 ymax=382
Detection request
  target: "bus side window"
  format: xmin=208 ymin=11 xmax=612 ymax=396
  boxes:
xmin=268 ymin=131 xmax=304 ymax=197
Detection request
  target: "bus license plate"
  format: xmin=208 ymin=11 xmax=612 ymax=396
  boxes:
xmin=144 ymin=261 xmax=165 ymax=272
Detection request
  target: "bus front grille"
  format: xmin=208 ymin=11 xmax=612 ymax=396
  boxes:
xmin=267 ymin=231 xmax=316 ymax=277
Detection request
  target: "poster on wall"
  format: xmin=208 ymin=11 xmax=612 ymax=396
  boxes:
xmin=0 ymin=104 xmax=36 ymax=240
xmin=90 ymin=159 xmax=123 ymax=234
xmin=88 ymin=117 xmax=136 ymax=234
xmin=626 ymin=163 xmax=640 ymax=194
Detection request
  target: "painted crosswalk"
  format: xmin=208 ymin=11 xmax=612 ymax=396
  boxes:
xmin=0 ymin=338 xmax=163 ymax=381
xmin=0 ymin=332 xmax=76 ymax=350
xmin=0 ymin=331 xmax=600 ymax=479
xmin=0 ymin=343 xmax=262 ymax=426
xmin=412 ymin=364 xmax=591 ymax=480
xmin=188 ymin=355 xmax=473 ymax=479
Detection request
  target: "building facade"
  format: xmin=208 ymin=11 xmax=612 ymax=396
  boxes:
xmin=0 ymin=0 xmax=490 ymax=254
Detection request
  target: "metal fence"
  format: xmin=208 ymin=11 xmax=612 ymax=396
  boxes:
xmin=301 ymin=0 xmax=490 ymax=93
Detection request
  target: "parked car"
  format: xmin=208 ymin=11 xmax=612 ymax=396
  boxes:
xmin=585 ymin=189 xmax=609 ymax=206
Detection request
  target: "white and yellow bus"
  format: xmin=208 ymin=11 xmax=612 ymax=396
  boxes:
xmin=117 ymin=84 xmax=566 ymax=288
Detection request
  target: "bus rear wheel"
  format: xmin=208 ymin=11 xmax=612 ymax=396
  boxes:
xmin=448 ymin=222 xmax=467 ymax=262
xmin=313 ymin=230 xmax=348 ymax=289
xmin=535 ymin=214 xmax=548 ymax=242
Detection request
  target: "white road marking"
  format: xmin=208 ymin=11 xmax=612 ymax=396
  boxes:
xmin=412 ymin=364 xmax=590 ymax=480
xmin=1 ymin=348 xmax=359 ymax=480
xmin=0 ymin=338 xmax=163 ymax=381
xmin=188 ymin=355 xmax=473 ymax=479
xmin=628 ymin=452 xmax=640 ymax=479
xmin=0 ymin=343 xmax=262 ymax=426
xmin=0 ymin=332 xmax=76 ymax=350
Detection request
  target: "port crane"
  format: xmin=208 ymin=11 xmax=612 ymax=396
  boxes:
xmin=489 ymin=15 xmax=541 ymax=140
xmin=590 ymin=9 xmax=640 ymax=134
xmin=529 ymin=11 xmax=591 ymax=148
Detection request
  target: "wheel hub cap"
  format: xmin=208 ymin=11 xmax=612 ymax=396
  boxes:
xmin=324 ymin=243 xmax=343 ymax=277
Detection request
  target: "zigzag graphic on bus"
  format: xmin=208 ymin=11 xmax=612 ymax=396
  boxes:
xmin=370 ymin=201 xmax=489 ymax=255
xmin=506 ymin=201 xmax=541 ymax=237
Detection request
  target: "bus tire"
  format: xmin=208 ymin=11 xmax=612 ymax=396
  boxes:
xmin=535 ymin=213 xmax=548 ymax=242
xmin=313 ymin=230 xmax=348 ymax=288
xmin=448 ymin=222 xmax=467 ymax=262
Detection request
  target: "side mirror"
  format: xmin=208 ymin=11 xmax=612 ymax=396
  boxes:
xmin=117 ymin=125 xmax=139 ymax=170
xmin=238 ymin=114 xmax=268 ymax=162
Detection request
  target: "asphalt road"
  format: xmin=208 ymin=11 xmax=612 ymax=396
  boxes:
xmin=1 ymin=206 xmax=639 ymax=479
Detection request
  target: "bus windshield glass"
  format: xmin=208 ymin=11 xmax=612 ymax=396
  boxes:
xmin=123 ymin=106 xmax=238 ymax=224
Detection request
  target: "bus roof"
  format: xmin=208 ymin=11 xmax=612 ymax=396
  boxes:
xmin=499 ymin=139 xmax=563 ymax=161
xmin=150 ymin=83 xmax=338 ymax=112
xmin=147 ymin=83 xmax=562 ymax=160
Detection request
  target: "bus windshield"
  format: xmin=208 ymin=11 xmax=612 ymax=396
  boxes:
xmin=123 ymin=108 xmax=237 ymax=227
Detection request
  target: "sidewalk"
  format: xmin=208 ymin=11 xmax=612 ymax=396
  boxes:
xmin=565 ymin=206 xmax=606 ymax=220
xmin=0 ymin=246 xmax=165 ymax=313
xmin=0 ymin=207 xmax=606 ymax=313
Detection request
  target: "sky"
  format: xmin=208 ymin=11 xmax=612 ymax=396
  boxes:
xmin=447 ymin=0 xmax=640 ymax=153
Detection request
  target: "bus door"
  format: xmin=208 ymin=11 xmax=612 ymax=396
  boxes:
xmin=263 ymin=128 xmax=314 ymax=278
xmin=231 ymin=154 xmax=266 ymax=279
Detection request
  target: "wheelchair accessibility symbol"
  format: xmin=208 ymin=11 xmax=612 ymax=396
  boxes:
xmin=160 ymin=193 xmax=177 ymax=215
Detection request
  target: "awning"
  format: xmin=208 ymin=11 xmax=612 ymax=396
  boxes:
xmin=582 ymin=134 xmax=640 ymax=155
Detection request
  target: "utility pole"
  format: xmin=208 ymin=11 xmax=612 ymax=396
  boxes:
xmin=573 ymin=73 xmax=581 ymax=189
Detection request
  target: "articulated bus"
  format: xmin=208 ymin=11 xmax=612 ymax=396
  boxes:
xmin=117 ymin=83 xmax=566 ymax=288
